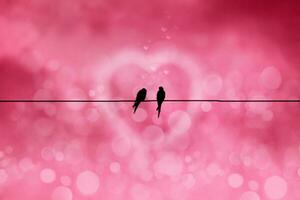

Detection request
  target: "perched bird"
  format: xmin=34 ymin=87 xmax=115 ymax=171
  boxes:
xmin=156 ymin=86 xmax=165 ymax=118
xmin=132 ymin=88 xmax=147 ymax=113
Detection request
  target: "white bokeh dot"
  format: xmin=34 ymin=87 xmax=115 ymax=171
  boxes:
xmin=201 ymin=102 xmax=212 ymax=112
xmin=65 ymin=88 xmax=86 ymax=110
xmin=228 ymin=173 xmax=244 ymax=188
xmin=41 ymin=147 xmax=54 ymax=161
xmin=184 ymin=155 xmax=192 ymax=163
xmin=154 ymin=153 xmax=183 ymax=177
xmin=240 ymin=191 xmax=260 ymax=200
xmin=143 ymin=45 xmax=149 ymax=51
xmin=297 ymin=168 xmax=300 ymax=177
xmin=203 ymin=74 xmax=223 ymax=95
xmin=40 ymin=168 xmax=56 ymax=183
xmin=19 ymin=158 xmax=34 ymax=172
xmin=52 ymin=186 xmax=72 ymax=200
xmin=76 ymin=170 xmax=100 ymax=195
xmin=47 ymin=59 xmax=60 ymax=71
xmin=34 ymin=118 xmax=54 ymax=137
xmin=88 ymin=90 xmax=96 ymax=97
xmin=132 ymin=108 xmax=148 ymax=122
xmin=0 ymin=169 xmax=8 ymax=184
xmin=0 ymin=159 xmax=9 ymax=167
xmin=5 ymin=146 xmax=13 ymax=154
xmin=166 ymin=35 xmax=171 ymax=40
xmin=64 ymin=143 xmax=83 ymax=165
xmin=248 ymin=180 xmax=259 ymax=191
xmin=260 ymin=66 xmax=282 ymax=90
xmin=111 ymin=136 xmax=131 ymax=157
xmin=60 ymin=176 xmax=71 ymax=186
xmin=86 ymin=108 xmax=100 ymax=122
xmin=168 ymin=111 xmax=191 ymax=135
xmin=131 ymin=183 xmax=150 ymax=200
xmin=206 ymin=163 xmax=222 ymax=177
xmin=262 ymin=110 xmax=274 ymax=121
xmin=229 ymin=152 xmax=241 ymax=165
xmin=242 ymin=156 xmax=252 ymax=167
xmin=55 ymin=152 xmax=64 ymax=161
xmin=253 ymin=147 xmax=271 ymax=170
xmin=264 ymin=176 xmax=287 ymax=199
xmin=161 ymin=26 xmax=167 ymax=32
xmin=140 ymin=170 xmax=153 ymax=182
xmin=110 ymin=162 xmax=121 ymax=173
xmin=182 ymin=173 xmax=196 ymax=189
xmin=142 ymin=125 xmax=165 ymax=144
xmin=44 ymin=104 xmax=57 ymax=117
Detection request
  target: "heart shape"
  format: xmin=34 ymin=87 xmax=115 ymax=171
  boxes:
xmin=92 ymin=48 xmax=203 ymax=154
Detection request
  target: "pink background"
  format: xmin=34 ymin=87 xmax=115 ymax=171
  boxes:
xmin=0 ymin=0 xmax=300 ymax=199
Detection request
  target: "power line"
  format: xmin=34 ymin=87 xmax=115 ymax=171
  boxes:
xmin=0 ymin=99 xmax=299 ymax=103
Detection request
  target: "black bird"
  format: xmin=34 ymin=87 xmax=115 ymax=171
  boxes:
xmin=156 ymin=86 xmax=165 ymax=118
xmin=133 ymin=88 xmax=147 ymax=113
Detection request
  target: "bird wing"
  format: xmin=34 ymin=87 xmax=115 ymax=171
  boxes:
xmin=156 ymin=92 xmax=160 ymax=102
xmin=136 ymin=89 xmax=146 ymax=101
xmin=141 ymin=90 xmax=147 ymax=100
xmin=157 ymin=91 xmax=165 ymax=103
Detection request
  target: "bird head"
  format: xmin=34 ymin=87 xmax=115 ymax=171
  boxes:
xmin=159 ymin=86 xmax=164 ymax=90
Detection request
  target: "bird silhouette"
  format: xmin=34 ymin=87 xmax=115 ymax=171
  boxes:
xmin=133 ymin=88 xmax=147 ymax=113
xmin=156 ymin=86 xmax=165 ymax=118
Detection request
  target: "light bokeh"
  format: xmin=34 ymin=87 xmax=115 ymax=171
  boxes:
xmin=0 ymin=0 xmax=300 ymax=199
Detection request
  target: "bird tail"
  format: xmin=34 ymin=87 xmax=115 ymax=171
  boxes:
xmin=156 ymin=106 xmax=161 ymax=118
xmin=133 ymin=102 xmax=139 ymax=113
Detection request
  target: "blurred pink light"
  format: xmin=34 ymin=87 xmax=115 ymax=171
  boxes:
xmin=0 ymin=0 xmax=300 ymax=199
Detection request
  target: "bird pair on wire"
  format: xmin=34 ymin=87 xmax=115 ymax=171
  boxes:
xmin=133 ymin=86 xmax=165 ymax=118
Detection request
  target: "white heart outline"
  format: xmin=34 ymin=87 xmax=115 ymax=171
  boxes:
xmin=93 ymin=48 xmax=204 ymax=152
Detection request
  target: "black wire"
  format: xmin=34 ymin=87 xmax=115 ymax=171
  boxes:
xmin=0 ymin=99 xmax=299 ymax=103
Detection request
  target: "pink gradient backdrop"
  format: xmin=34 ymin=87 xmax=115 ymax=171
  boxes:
xmin=0 ymin=0 xmax=300 ymax=199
